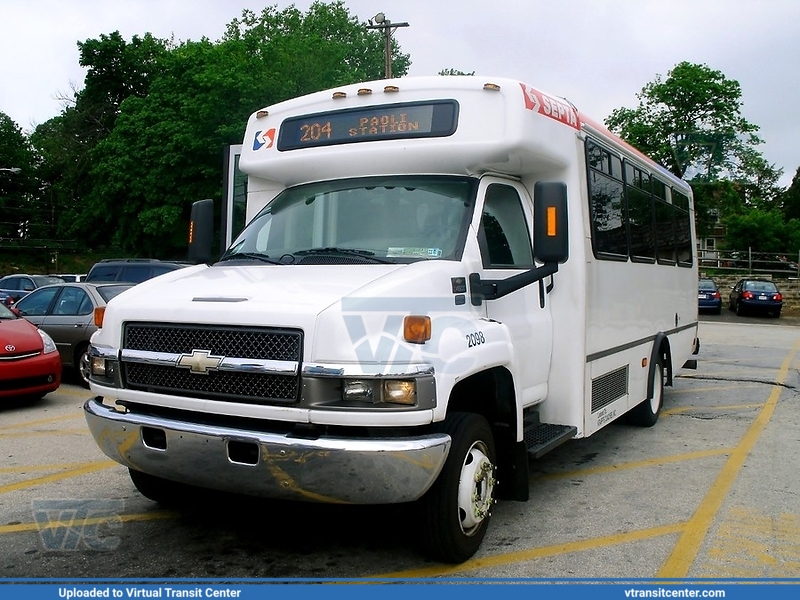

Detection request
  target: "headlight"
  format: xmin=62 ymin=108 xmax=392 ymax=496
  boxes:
xmin=342 ymin=379 xmax=417 ymax=406
xmin=91 ymin=356 xmax=108 ymax=377
xmin=38 ymin=329 xmax=58 ymax=354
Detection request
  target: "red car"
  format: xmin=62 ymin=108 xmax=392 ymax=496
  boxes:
xmin=0 ymin=301 xmax=62 ymax=401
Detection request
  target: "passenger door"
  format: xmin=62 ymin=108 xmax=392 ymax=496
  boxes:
xmin=476 ymin=179 xmax=553 ymax=406
xmin=40 ymin=286 xmax=93 ymax=366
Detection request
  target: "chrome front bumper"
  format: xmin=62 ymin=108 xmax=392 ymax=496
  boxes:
xmin=84 ymin=397 xmax=450 ymax=504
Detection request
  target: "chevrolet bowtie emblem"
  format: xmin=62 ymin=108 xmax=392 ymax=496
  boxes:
xmin=177 ymin=349 xmax=224 ymax=374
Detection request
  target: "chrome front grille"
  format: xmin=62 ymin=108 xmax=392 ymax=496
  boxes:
xmin=124 ymin=324 xmax=300 ymax=360
xmin=121 ymin=323 xmax=303 ymax=404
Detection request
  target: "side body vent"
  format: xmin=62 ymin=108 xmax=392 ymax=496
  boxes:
xmin=591 ymin=365 xmax=628 ymax=413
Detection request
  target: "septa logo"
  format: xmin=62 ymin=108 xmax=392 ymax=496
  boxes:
xmin=521 ymin=84 xmax=542 ymax=113
xmin=253 ymin=128 xmax=276 ymax=150
xmin=520 ymin=83 xmax=580 ymax=130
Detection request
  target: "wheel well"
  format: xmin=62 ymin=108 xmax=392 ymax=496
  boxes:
xmin=448 ymin=367 xmax=524 ymax=500
xmin=651 ymin=334 xmax=673 ymax=390
xmin=448 ymin=367 xmax=516 ymax=427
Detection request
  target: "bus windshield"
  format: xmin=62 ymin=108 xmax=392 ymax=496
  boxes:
xmin=222 ymin=176 xmax=476 ymax=264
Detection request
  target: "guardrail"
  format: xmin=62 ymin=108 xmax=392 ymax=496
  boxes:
xmin=698 ymin=249 xmax=800 ymax=278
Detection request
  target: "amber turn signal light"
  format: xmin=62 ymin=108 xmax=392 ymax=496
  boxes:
xmin=404 ymin=315 xmax=431 ymax=344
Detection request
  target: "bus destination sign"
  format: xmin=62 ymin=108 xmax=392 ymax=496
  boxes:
xmin=277 ymin=100 xmax=459 ymax=151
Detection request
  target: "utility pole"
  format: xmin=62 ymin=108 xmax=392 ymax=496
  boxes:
xmin=366 ymin=13 xmax=409 ymax=79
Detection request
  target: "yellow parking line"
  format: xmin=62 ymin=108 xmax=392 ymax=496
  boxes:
xmin=369 ymin=447 xmax=731 ymax=578
xmin=0 ymin=428 xmax=88 ymax=438
xmin=536 ymin=447 xmax=734 ymax=481
xmin=662 ymin=403 xmax=765 ymax=416
xmin=0 ymin=412 xmax=85 ymax=431
xmin=670 ymin=384 xmax=761 ymax=394
xmin=0 ymin=461 xmax=117 ymax=494
xmin=371 ymin=521 xmax=688 ymax=578
xmin=657 ymin=338 xmax=800 ymax=578
xmin=0 ymin=510 xmax=178 ymax=535
xmin=0 ymin=461 xmax=114 ymax=474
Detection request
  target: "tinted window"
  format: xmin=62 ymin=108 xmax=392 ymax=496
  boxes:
xmin=15 ymin=287 xmax=59 ymax=316
xmin=625 ymin=163 xmax=655 ymax=262
xmin=98 ymin=285 xmax=133 ymax=302
xmin=119 ymin=265 xmax=154 ymax=283
xmin=33 ymin=276 xmax=65 ymax=287
xmin=479 ymin=184 xmax=533 ymax=268
xmin=698 ymin=279 xmax=717 ymax=291
xmin=0 ymin=277 xmax=20 ymax=290
xmin=54 ymin=287 xmax=91 ymax=316
xmin=86 ymin=265 xmax=120 ymax=282
xmin=654 ymin=198 xmax=676 ymax=265
xmin=744 ymin=281 xmax=778 ymax=293
xmin=586 ymin=138 xmax=694 ymax=269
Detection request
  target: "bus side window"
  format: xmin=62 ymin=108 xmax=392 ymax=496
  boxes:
xmin=479 ymin=184 xmax=534 ymax=268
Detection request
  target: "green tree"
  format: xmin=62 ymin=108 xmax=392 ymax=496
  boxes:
xmin=0 ymin=113 xmax=38 ymax=245
xmin=75 ymin=1 xmax=408 ymax=256
xmin=30 ymin=32 xmax=170 ymax=249
xmin=605 ymin=61 xmax=787 ymax=247
xmin=780 ymin=167 xmax=800 ymax=221
xmin=605 ymin=61 xmax=765 ymax=180
xmin=438 ymin=68 xmax=475 ymax=76
xmin=722 ymin=209 xmax=797 ymax=253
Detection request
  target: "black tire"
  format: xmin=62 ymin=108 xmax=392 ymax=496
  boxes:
xmin=418 ymin=412 xmax=497 ymax=563
xmin=628 ymin=356 xmax=664 ymax=427
xmin=735 ymin=301 xmax=745 ymax=316
xmin=128 ymin=468 xmax=188 ymax=504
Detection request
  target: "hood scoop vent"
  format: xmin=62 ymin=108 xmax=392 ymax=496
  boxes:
xmin=192 ymin=297 xmax=249 ymax=303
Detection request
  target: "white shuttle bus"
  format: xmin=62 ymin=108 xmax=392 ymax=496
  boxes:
xmin=85 ymin=77 xmax=699 ymax=563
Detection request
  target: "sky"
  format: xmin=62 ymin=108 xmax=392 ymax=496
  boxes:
xmin=2 ymin=0 xmax=799 ymax=186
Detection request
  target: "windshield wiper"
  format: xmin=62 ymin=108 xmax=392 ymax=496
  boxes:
xmin=217 ymin=252 xmax=285 ymax=265
xmin=293 ymin=247 xmax=392 ymax=264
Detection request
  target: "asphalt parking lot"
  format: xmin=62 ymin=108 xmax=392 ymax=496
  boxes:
xmin=1 ymin=314 xmax=799 ymax=580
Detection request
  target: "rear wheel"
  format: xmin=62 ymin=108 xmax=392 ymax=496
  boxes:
xmin=628 ymin=356 xmax=664 ymax=427
xmin=418 ymin=412 xmax=497 ymax=563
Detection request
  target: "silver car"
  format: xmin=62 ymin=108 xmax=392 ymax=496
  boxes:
xmin=12 ymin=282 xmax=132 ymax=385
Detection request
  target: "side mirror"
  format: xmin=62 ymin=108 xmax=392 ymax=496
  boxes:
xmin=188 ymin=199 xmax=215 ymax=264
xmin=533 ymin=181 xmax=569 ymax=264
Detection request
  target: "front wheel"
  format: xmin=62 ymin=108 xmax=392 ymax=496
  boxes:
xmin=418 ymin=412 xmax=497 ymax=563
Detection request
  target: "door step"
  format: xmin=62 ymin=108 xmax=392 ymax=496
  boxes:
xmin=523 ymin=414 xmax=577 ymax=458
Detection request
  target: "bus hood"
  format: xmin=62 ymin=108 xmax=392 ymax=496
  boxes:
xmin=99 ymin=260 xmax=468 ymax=334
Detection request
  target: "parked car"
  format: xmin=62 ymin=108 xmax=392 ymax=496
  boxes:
xmin=728 ymin=278 xmax=783 ymax=317
xmin=0 ymin=274 xmax=65 ymax=307
xmin=0 ymin=301 xmax=61 ymax=401
xmin=12 ymin=282 xmax=133 ymax=385
xmin=698 ymin=278 xmax=722 ymax=314
xmin=54 ymin=273 xmax=87 ymax=283
xmin=85 ymin=259 xmax=190 ymax=283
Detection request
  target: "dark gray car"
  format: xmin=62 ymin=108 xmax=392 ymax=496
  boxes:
xmin=85 ymin=258 xmax=189 ymax=283
xmin=0 ymin=274 xmax=65 ymax=306
xmin=12 ymin=282 xmax=132 ymax=384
